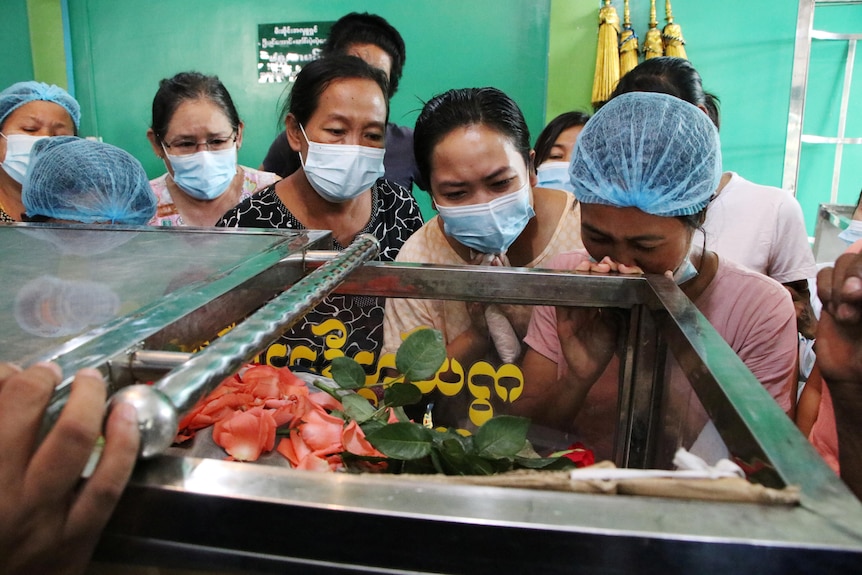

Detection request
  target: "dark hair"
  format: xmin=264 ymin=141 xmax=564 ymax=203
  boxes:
xmin=677 ymin=208 xmax=708 ymax=231
xmin=414 ymin=87 xmax=531 ymax=191
xmin=150 ymin=72 xmax=240 ymax=142
xmin=283 ymin=55 xmax=390 ymax=127
xmin=606 ymin=57 xmax=720 ymax=129
xmin=533 ymin=111 xmax=591 ymax=171
xmin=703 ymin=91 xmax=721 ymax=130
xmin=321 ymin=12 xmax=406 ymax=98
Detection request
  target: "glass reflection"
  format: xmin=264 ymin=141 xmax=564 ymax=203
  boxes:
xmin=15 ymin=275 xmax=120 ymax=337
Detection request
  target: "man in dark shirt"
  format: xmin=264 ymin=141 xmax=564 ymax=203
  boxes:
xmin=260 ymin=12 xmax=423 ymax=191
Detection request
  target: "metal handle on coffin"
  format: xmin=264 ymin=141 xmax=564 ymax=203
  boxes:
xmin=107 ymin=234 xmax=380 ymax=458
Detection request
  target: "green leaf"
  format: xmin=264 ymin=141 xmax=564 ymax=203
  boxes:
xmin=473 ymin=415 xmax=530 ymax=459
xmin=435 ymin=438 xmax=470 ymax=475
xmin=359 ymin=419 xmax=387 ymax=436
xmin=401 ymin=457 xmax=436 ymax=474
xmin=330 ymin=356 xmax=367 ymax=389
xmin=431 ymin=428 xmax=473 ymax=451
xmin=515 ymin=440 xmax=542 ymax=459
xmin=340 ymin=393 xmax=377 ymax=423
xmin=383 ymin=382 xmax=423 ymax=407
xmin=429 ymin=448 xmax=446 ymax=474
xmin=395 ymin=329 xmax=446 ymax=382
xmin=515 ymin=456 xmax=576 ymax=471
xmin=366 ymin=422 xmax=434 ymax=460
xmin=461 ymin=453 xmax=502 ymax=475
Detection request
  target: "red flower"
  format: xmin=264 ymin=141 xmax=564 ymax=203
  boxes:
xmin=266 ymin=393 xmax=311 ymax=428
xmin=212 ymin=406 xmax=276 ymax=462
xmin=560 ymin=442 xmax=595 ymax=468
xmin=277 ymin=432 xmax=344 ymax=471
xmin=309 ymin=390 xmax=343 ymax=412
xmin=174 ymin=363 xmax=391 ymax=472
xmin=277 ymin=430 xmax=312 ymax=467
xmin=300 ymin=406 xmax=345 ymax=455
xmin=342 ymin=420 xmax=385 ymax=458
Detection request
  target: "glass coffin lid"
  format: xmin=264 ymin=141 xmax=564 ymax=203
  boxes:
xmin=0 ymin=224 xmax=332 ymax=373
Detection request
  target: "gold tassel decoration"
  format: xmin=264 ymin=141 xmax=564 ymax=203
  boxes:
xmin=619 ymin=0 xmax=639 ymax=77
xmin=643 ymin=0 xmax=664 ymax=60
xmin=591 ymin=0 xmax=621 ymax=108
xmin=662 ymin=0 xmax=687 ymax=59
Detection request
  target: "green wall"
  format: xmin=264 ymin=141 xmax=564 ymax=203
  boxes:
xmin=546 ymin=1 xmax=595 ymax=118
xmin=0 ymin=0 xmax=35 ymax=88
xmin=28 ymin=0 xmax=68 ymax=89
xmin=65 ymin=0 xmax=550 ymax=222
xmin=548 ymin=0 xmax=862 ymax=235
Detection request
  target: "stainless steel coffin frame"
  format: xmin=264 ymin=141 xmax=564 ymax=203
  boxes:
xmin=95 ymin=258 xmax=862 ymax=574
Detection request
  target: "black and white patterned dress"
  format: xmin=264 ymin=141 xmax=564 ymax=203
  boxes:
xmin=217 ymin=178 xmax=424 ymax=375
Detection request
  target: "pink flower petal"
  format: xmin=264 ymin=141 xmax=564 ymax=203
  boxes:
xmin=300 ymin=406 xmax=344 ymax=454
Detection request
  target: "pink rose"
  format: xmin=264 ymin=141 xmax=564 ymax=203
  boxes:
xmin=300 ymin=406 xmax=345 ymax=455
xmin=212 ymin=406 xmax=277 ymax=462
xmin=342 ymin=420 xmax=385 ymax=457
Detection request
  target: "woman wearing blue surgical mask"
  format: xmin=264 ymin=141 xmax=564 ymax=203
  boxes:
xmin=0 ymin=81 xmax=79 ymax=222
xmin=218 ymin=55 xmax=423 ymax=373
xmin=533 ymin=111 xmax=589 ymax=194
xmin=382 ymin=88 xmax=583 ymax=379
xmin=515 ymin=92 xmax=798 ymax=461
xmin=146 ymin=72 xmax=279 ymax=226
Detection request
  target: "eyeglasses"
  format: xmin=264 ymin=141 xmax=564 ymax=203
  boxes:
xmin=162 ymin=131 xmax=237 ymax=155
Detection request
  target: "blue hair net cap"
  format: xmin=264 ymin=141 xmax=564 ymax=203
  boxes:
xmin=22 ymin=136 xmax=157 ymax=225
xmin=570 ymin=91 xmax=721 ymax=217
xmin=0 ymin=81 xmax=81 ymax=130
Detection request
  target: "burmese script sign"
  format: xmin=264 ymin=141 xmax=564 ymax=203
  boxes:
xmin=257 ymin=21 xmax=334 ymax=84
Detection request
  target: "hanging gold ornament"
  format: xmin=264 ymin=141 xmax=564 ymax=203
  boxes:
xmin=619 ymin=0 xmax=639 ymax=77
xmin=662 ymin=0 xmax=687 ymax=58
xmin=591 ymin=0 xmax=621 ymax=107
xmin=643 ymin=0 xmax=664 ymax=60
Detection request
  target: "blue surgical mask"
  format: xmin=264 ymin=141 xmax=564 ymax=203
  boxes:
xmin=536 ymin=161 xmax=575 ymax=193
xmin=672 ymin=251 xmax=699 ymax=285
xmin=164 ymin=145 xmax=237 ymax=200
xmin=436 ymin=182 xmax=536 ymax=255
xmin=1 ymin=133 xmax=46 ymax=184
xmin=300 ymin=125 xmax=385 ymax=203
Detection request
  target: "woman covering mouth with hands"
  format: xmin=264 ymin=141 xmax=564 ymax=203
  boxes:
xmin=516 ymin=92 xmax=798 ymax=461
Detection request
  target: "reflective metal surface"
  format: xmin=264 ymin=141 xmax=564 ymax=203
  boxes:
xmin=814 ymin=202 xmax=856 ymax=262
xmin=782 ymin=0 xmax=815 ymax=194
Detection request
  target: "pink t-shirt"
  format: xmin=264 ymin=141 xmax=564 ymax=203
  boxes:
xmin=525 ymin=250 xmax=798 ymax=457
